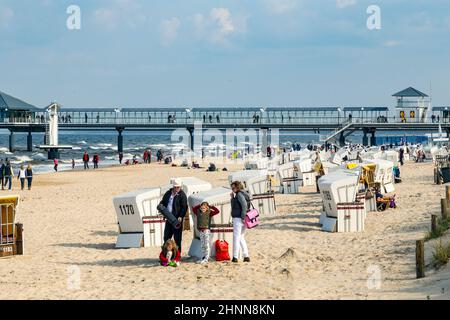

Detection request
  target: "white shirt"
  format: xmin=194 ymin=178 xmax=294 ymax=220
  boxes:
xmin=167 ymin=193 xmax=177 ymax=213
xmin=18 ymin=169 xmax=26 ymax=179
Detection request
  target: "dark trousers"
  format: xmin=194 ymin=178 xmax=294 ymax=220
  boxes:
xmin=84 ymin=162 xmax=89 ymax=170
xmin=164 ymin=221 xmax=183 ymax=252
xmin=4 ymin=176 xmax=11 ymax=190
xmin=27 ymin=178 xmax=32 ymax=190
xmin=20 ymin=178 xmax=25 ymax=190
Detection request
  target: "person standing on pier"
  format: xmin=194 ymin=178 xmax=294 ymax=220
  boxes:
xmin=26 ymin=164 xmax=33 ymax=190
xmin=83 ymin=151 xmax=90 ymax=170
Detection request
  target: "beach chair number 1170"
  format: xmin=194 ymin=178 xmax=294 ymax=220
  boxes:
xmin=118 ymin=204 xmax=135 ymax=216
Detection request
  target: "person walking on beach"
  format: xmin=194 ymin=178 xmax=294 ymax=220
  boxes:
xmin=93 ymin=153 xmax=99 ymax=169
xmin=4 ymin=161 xmax=13 ymax=190
xmin=159 ymin=179 xmax=188 ymax=252
xmin=192 ymin=202 xmax=220 ymax=264
xmin=143 ymin=150 xmax=149 ymax=164
xmin=53 ymin=158 xmax=59 ymax=172
xmin=72 ymin=158 xmax=75 ymax=169
xmin=399 ymin=147 xmax=405 ymax=166
xmin=17 ymin=165 xmax=26 ymax=190
xmin=26 ymin=164 xmax=33 ymax=190
xmin=230 ymin=181 xmax=251 ymax=263
xmin=157 ymin=149 xmax=163 ymax=164
xmin=0 ymin=159 xmax=4 ymax=190
xmin=83 ymin=152 xmax=90 ymax=170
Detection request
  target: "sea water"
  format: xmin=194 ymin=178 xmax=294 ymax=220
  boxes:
xmin=0 ymin=130 xmax=431 ymax=174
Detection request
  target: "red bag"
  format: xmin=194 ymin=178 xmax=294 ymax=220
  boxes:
xmin=215 ymin=240 xmax=231 ymax=262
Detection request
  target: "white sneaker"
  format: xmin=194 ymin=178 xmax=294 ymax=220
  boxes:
xmin=196 ymin=258 xmax=205 ymax=264
xmin=200 ymin=259 xmax=208 ymax=265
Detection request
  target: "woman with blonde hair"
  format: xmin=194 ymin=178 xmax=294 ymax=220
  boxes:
xmin=26 ymin=164 xmax=33 ymax=190
xmin=230 ymin=181 xmax=251 ymax=263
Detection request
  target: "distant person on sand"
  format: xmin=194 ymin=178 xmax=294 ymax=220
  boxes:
xmin=143 ymin=150 xmax=149 ymax=164
xmin=26 ymin=164 xmax=33 ymax=190
xmin=399 ymin=148 xmax=405 ymax=166
xmin=93 ymin=153 xmax=99 ymax=169
xmin=72 ymin=158 xmax=75 ymax=169
xmin=0 ymin=159 xmax=4 ymax=190
xmin=83 ymin=152 xmax=90 ymax=170
xmin=17 ymin=165 xmax=26 ymax=190
xmin=159 ymin=179 xmax=188 ymax=252
xmin=157 ymin=149 xmax=163 ymax=163
xmin=119 ymin=152 xmax=123 ymax=165
xmin=230 ymin=181 xmax=251 ymax=263
xmin=4 ymin=161 xmax=13 ymax=190
xmin=54 ymin=158 xmax=58 ymax=172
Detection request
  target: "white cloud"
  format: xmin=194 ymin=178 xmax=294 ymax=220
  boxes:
xmin=336 ymin=0 xmax=357 ymax=9
xmin=192 ymin=8 xmax=244 ymax=45
xmin=160 ymin=17 xmax=181 ymax=46
xmin=0 ymin=6 xmax=14 ymax=29
xmin=264 ymin=0 xmax=299 ymax=14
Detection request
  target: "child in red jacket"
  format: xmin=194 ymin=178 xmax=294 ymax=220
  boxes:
xmin=159 ymin=239 xmax=181 ymax=267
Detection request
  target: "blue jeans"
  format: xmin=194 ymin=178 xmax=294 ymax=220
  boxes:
xmin=27 ymin=178 xmax=32 ymax=190
xmin=20 ymin=178 xmax=25 ymax=190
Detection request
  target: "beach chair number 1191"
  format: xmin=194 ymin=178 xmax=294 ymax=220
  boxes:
xmin=119 ymin=204 xmax=135 ymax=216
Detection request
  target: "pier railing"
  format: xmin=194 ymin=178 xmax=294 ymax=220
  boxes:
xmin=0 ymin=114 xmax=449 ymax=127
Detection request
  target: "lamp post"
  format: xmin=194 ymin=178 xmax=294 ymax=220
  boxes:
xmin=185 ymin=108 xmax=192 ymax=125
xmin=361 ymin=107 xmax=365 ymax=124
xmin=337 ymin=107 xmax=342 ymax=125
xmin=260 ymin=107 xmax=267 ymax=124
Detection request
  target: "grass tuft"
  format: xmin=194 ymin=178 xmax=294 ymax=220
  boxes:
xmin=432 ymin=240 xmax=450 ymax=269
xmin=425 ymin=217 xmax=450 ymax=241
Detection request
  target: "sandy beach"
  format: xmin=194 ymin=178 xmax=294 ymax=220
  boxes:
xmin=0 ymin=160 xmax=449 ymax=300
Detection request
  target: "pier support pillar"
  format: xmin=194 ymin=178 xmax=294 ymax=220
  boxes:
xmin=117 ymin=128 xmax=124 ymax=154
xmin=8 ymin=131 xmax=16 ymax=152
xmin=188 ymin=127 xmax=195 ymax=151
xmin=362 ymin=129 xmax=369 ymax=147
xmin=27 ymin=131 xmax=33 ymax=152
xmin=339 ymin=132 xmax=345 ymax=147
xmin=261 ymin=128 xmax=269 ymax=155
xmin=370 ymin=131 xmax=377 ymax=147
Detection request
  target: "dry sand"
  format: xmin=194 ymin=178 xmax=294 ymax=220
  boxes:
xmin=0 ymin=160 xmax=449 ymax=300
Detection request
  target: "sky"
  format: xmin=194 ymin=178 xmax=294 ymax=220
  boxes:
xmin=0 ymin=0 xmax=449 ymax=108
